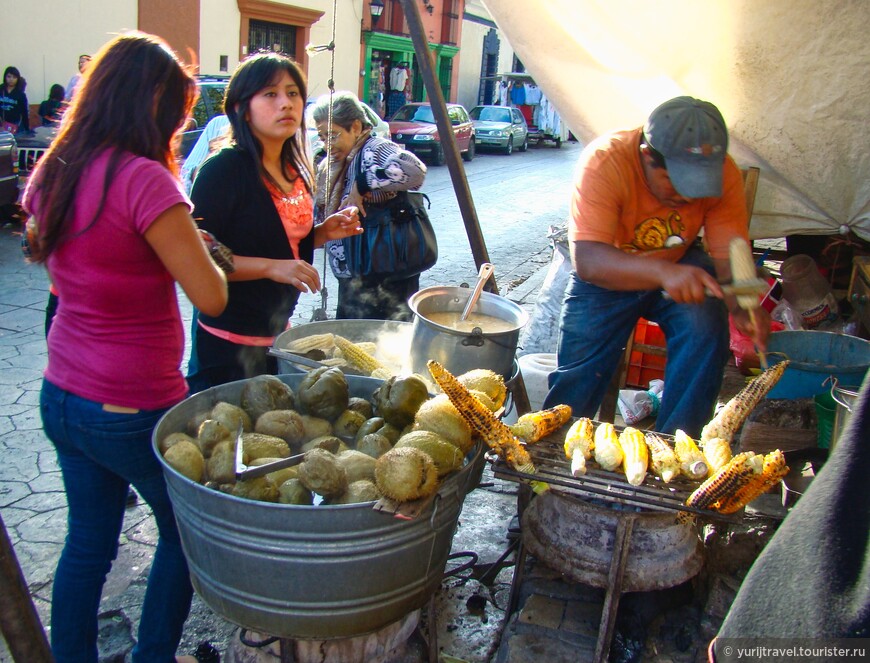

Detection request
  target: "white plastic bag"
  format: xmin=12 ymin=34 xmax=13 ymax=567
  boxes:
xmin=617 ymin=379 xmax=664 ymax=425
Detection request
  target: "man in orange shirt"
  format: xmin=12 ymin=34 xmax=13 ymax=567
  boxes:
xmin=543 ymin=96 xmax=769 ymax=436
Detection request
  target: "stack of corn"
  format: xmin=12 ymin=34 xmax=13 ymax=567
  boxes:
xmin=427 ymin=361 xmax=546 ymax=492
xmin=686 ymin=449 xmax=788 ymax=513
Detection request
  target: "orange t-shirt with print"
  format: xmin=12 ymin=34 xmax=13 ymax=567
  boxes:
xmin=568 ymin=127 xmax=748 ymax=262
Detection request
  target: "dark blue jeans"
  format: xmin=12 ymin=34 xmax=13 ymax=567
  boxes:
xmin=543 ymin=244 xmax=731 ymax=437
xmin=40 ymin=379 xmax=193 ymax=663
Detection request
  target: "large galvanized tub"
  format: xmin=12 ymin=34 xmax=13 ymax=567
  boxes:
xmin=153 ymin=373 xmax=484 ymax=639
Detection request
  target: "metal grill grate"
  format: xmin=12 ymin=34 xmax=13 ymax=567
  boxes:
xmin=490 ymin=421 xmax=741 ymax=522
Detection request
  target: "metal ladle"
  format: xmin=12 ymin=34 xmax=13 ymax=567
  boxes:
xmin=460 ymin=263 xmax=494 ymax=321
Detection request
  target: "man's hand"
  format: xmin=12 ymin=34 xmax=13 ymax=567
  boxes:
xmin=731 ymin=306 xmax=771 ymax=351
xmin=660 ymin=264 xmax=724 ymax=304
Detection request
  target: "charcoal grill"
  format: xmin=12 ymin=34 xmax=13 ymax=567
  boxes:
xmin=490 ymin=420 xmax=740 ymax=663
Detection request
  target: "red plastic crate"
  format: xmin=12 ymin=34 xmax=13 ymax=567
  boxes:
xmin=625 ymin=319 xmax=666 ymax=388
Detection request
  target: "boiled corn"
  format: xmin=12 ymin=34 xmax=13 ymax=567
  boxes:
xmin=563 ymin=417 xmax=594 ymax=477
xmin=333 ymin=335 xmax=386 ymax=375
xmin=593 ymin=422 xmax=623 ymax=472
xmin=645 ymin=433 xmax=680 ymax=483
xmin=619 ymin=427 xmax=649 ymax=486
xmin=286 ymin=333 xmax=335 ymax=354
xmin=673 ymin=429 xmax=708 ymax=480
xmin=700 ymin=360 xmax=790 ymax=443
xmin=511 ymin=404 xmax=573 ymax=444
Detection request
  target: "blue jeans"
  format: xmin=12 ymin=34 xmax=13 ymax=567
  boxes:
xmin=543 ymin=244 xmax=731 ymax=437
xmin=40 ymin=379 xmax=193 ymax=663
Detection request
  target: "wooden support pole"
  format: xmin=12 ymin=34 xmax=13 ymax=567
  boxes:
xmin=0 ymin=513 xmax=54 ymax=662
xmin=397 ymin=0 xmax=498 ymax=294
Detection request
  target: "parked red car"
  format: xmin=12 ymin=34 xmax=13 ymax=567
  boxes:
xmin=388 ymin=102 xmax=475 ymax=166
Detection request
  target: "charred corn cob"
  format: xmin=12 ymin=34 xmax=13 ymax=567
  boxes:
xmin=593 ymin=422 xmax=623 ymax=472
xmin=333 ymin=335 xmax=386 ymax=375
xmin=645 ymin=433 xmax=679 ymax=483
xmin=685 ymin=452 xmax=758 ymax=509
xmin=286 ymin=333 xmax=335 ymax=354
xmin=511 ymin=404 xmax=572 ymax=444
xmin=618 ymin=427 xmax=649 ymax=486
xmin=427 ymin=361 xmax=537 ymax=476
xmin=673 ymin=429 xmax=708 ymax=480
xmin=716 ymin=450 xmax=789 ymax=514
xmin=563 ymin=417 xmax=594 ymax=476
xmin=700 ymin=360 xmax=790 ymax=443
xmin=702 ymin=437 xmax=733 ymax=476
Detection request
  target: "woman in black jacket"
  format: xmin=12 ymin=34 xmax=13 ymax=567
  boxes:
xmin=186 ymin=53 xmax=361 ymax=392
xmin=1 ymin=66 xmax=30 ymax=133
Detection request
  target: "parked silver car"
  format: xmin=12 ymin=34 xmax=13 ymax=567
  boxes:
xmin=469 ymin=105 xmax=529 ymax=155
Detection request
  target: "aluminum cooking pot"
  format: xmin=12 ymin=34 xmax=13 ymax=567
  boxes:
xmin=408 ymin=286 xmax=528 ymax=379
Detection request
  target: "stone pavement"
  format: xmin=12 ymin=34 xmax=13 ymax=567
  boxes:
xmin=0 ymin=218 xmax=556 ymax=662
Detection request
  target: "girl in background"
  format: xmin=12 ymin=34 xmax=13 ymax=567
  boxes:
xmin=22 ymin=33 xmax=227 ymax=663
xmin=187 ymin=53 xmax=361 ymax=392
xmin=0 ymin=65 xmax=30 ymax=133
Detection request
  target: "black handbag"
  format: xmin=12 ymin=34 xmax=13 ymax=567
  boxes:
xmin=342 ymin=188 xmax=438 ymax=283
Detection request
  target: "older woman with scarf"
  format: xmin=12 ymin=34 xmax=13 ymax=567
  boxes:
xmin=312 ymin=91 xmax=426 ymax=321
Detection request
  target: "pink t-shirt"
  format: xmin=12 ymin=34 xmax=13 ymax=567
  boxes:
xmin=25 ymin=150 xmax=191 ymax=410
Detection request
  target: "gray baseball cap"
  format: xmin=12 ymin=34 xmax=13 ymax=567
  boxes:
xmin=644 ymin=96 xmax=728 ymax=199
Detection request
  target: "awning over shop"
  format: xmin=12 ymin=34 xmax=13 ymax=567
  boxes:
xmin=482 ymin=0 xmax=870 ymax=241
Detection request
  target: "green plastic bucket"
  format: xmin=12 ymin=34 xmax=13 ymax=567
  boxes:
xmin=813 ymin=391 xmax=836 ymax=448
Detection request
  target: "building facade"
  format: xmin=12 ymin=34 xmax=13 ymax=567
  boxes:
xmin=9 ymin=0 xmax=515 ymax=126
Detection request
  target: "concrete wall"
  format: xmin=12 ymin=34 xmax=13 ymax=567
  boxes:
xmin=5 ymin=1 xmax=137 ymax=105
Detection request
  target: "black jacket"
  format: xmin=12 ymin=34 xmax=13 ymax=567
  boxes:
xmin=0 ymin=87 xmax=29 ymax=131
xmin=191 ymin=146 xmax=314 ymax=337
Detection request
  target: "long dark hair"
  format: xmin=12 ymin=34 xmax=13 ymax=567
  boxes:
xmin=224 ymin=52 xmax=312 ymax=194
xmin=26 ymin=33 xmax=196 ymax=262
xmin=3 ymin=67 xmax=22 ymax=91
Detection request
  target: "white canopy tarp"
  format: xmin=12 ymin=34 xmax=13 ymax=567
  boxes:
xmin=482 ymin=0 xmax=870 ymax=241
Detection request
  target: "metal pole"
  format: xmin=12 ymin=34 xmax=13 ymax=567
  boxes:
xmin=397 ymin=0 xmax=498 ymax=293
xmin=0 ymin=513 xmax=54 ymax=662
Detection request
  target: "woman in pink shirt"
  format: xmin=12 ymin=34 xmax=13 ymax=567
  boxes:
xmin=22 ymin=33 xmax=227 ymax=663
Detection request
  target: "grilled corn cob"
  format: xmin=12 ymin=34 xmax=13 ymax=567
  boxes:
xmin=427 ymin=361 xmax=537 ymax=477
xmin=702 ymin=437 xmax=733 ymax=476
xmin=673 ymin=429 xmax=708 ymax=480
xmin=511 ymin=404 xmax=572 ymax=444
xmin=645 ymin=433 xmax=679 ymax=483
xmin=716 ymin=449 xmax=789 ymax=514
xmin=593 ymin=422 xmax=623 ymax=472
xmin=685 ymin=452 xmax=758 ymax=509
xmin=333 ymin=335 xmax=386 ymax=375
xmin=618 ymin=427 xmax=649 ymax=486
xmin=286 ymin=333 xmax=335 ymax=354
xmin=563 ymin=417 xmax=594 ymax=476
xmin=700 ymin=360 xmax=790 ymax=443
